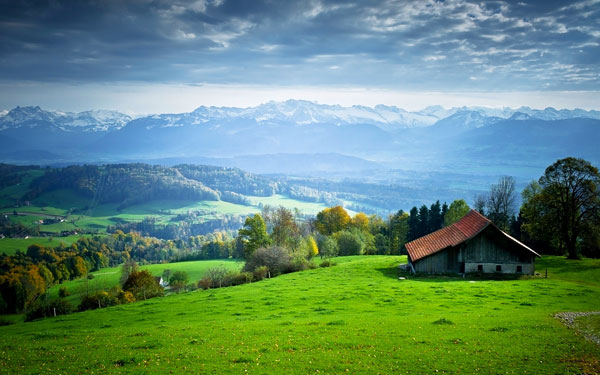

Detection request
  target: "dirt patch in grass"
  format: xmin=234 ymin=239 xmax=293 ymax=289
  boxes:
xmin=554 ymin=311 xmax=600 ymax=345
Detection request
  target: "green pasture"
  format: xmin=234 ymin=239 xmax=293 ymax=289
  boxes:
xmin=247 ymin=194 xmax=334 ymax=215
xmin=46 ymin=259 xmax=243 ymax=306
xmin=0 ymin=235 xmax=91 ymax=256
xmin=1 ymin=255 xmax=599 ymax=374
xmin=0 ymin=170 xmax=43 ymax=207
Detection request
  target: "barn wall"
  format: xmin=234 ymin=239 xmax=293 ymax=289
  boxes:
xmin=414 ymin=247 xmax=460 ymax=274
xmin=464 ymin=262 xmax=534 ymax=274
xmin=462 ymin=228 xmax=535 ymax=275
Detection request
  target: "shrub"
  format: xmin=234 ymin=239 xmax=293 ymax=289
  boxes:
xmin=243 ymin=246 xmax=291 ymax=276
xmin=169 ymin=271 xmax=189 ymax=292
xmin=288 ymin=254 xmax=315 ymax=272
xmin=87 ymin=273 xmax=95 ymax=280
xmin=116 ymin=289 xmax=136 ymax=304
xmin=26 ymin=299 xmax=74 ymax=321
xmin=204 ymin=267 xmax=229 ymax=288
xmin=253 ymin=266 xmax=269 ymax=281
xmin=123 ymin=270 xmax=164 ymax=300
xmin=225 ymin=272 xmax=253 ymax=286
xmin=58 ymin=286 xmax=70 ymax=298
xmin=335 ymin=231 xmax=364 ymax=256
xmin=79 ymin=291 xmax=119 ymax=311
xmin=320 ymin=259 xmax=336 ymax=267
xmin=198 ymin=277 xmax=212 ymax=290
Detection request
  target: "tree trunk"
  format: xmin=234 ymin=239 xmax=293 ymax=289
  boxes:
xmin=566 ymin=238 xmax=579 ymax=259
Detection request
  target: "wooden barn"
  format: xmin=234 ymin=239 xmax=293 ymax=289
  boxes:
xmin=405 ymin=210 xmax=540 ymax=274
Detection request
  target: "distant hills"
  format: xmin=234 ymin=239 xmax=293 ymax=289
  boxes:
xmin=0 ymin=101 xmax=599 ymax=179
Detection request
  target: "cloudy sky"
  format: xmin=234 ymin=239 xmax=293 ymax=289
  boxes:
xmin=1 ymin=0 xmax=599 ymax=113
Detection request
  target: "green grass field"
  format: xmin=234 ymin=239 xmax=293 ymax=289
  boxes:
xmin=46 ymin=259 xmax=243 ymax=306
xmin=1 ymin=255 xmax=599 ymax=374
xmin=0 ymin=235 xmax=92 ymax=256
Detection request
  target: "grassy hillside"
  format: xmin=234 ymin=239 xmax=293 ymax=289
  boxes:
xmin=1 ymin=256 xmax=599 ymax=374
xmin=46 ymin=259 xmax=243 ymax=306
xmin=0 ymin=165 xmax=334 ymax=237
xmin=0 ymin=234 xmax=89 ymax=256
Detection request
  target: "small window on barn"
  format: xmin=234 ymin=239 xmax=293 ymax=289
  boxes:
xmin=516 ymin=265 xmax=523 ymax=273
xmin=477 ymin=264 xmax=483 ymax=272
xmin=496 ymin=265 xmax=502 ymax=272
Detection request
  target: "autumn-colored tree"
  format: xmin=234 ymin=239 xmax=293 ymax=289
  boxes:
xmin=351 ymin=212 xmax=370 ymax=233
xmin=315 ymin=206 xmax=351 ymax=235
xmin=123 ymin=270 xmax=163 ymax=300
xmin=306 ymin=236 xmax=319 ymax=258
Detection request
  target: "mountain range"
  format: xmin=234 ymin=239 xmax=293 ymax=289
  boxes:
xmin=0 ymin=100 xmax=598 ymax=179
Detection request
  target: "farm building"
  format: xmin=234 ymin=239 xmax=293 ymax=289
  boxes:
xmin=405 ymin=210 xmax=540 ymax=274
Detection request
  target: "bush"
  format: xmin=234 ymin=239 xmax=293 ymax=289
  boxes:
xmin=169 ymin=271 xmax=189 ymax=292
xmin=123 ymin=270 xmax=164 ymax=300
xmin=319 ymin=259 xmax=336 ymax=267
xmin=79 ymin=291 xmax=119 ymax=311
xmin=253 ymin=266 xmax=269 ymax=281
xmin=26 ymin=299 xmax=74 ymax=321
xmin=225 ymin=272 xmax=253 ymax=287
xmin=115 ymin=289 xmax=136 ymax=304
xmin=58 ymin=286 xmax=70 ymax=298
xmin=243 ymin=246 xmax=291 ymax=276
xmin=335 ymin=231 xmax=364 ymax=256
xmin=87 ymin=273 xmax=95 ymax=280
xmin=288 ymin=254 xmax=315 ymax=272
xmin=198 ymin=277 xmax=212 ymax=290
xmin=204 ymin=267 xmax=229 ymax=288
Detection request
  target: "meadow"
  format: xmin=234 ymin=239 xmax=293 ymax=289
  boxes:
xmin=1 ymin=255 xmax=599 ymax=374
xmin=46 ymin=259 xmax=243 ymax=306
xmin=0 ymin=179 xmax=331 ymax=236
xmin=0 ymin=235 xmax=90 ymax=256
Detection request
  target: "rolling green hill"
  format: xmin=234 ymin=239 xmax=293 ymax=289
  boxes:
xmin=0 ymin=164 xmax=335 ymax=240
xmin=1 ymin=256 xmax=599 ymax=374
xmin=46 ymin=259 xmax=243 ymax=306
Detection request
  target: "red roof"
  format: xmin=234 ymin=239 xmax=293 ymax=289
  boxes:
xmin=405 ymin=210 xmax=540 ymax=262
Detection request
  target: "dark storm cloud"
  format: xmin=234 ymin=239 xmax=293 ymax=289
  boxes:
xmin=0 ymin=0 xmax=599 ymax=90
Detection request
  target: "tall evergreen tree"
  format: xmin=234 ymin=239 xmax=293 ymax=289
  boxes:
xmin=418 ymin=205 xmax=430 ymax=237
xmin=407 ymin=206 xmax=420 ymax=241
xmin=428 ymin=201 xmax=443 ymax=231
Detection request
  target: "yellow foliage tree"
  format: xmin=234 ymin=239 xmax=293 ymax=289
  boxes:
xmin=306 ymin=236 xmax=319 ymax=258
xmin=315 ymin=206 xmax=351 ymax=235
xmin=351 ymin=212 xmax=370 ymax=233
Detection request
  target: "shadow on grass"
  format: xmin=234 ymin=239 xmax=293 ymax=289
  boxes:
xmin=375 ymin=265 xmax=530 ymax=283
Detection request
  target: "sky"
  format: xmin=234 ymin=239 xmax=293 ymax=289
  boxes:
xmin=1 ymin=0 xmax=599 ymax=113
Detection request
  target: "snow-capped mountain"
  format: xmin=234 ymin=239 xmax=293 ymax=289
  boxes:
xmin=0 ymin=106 xmax=131 ymax=132
xmin=0 ymin=101 xmax=598 ymax=171
xmin=188 ymin=100 xmax=440 ymax=129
